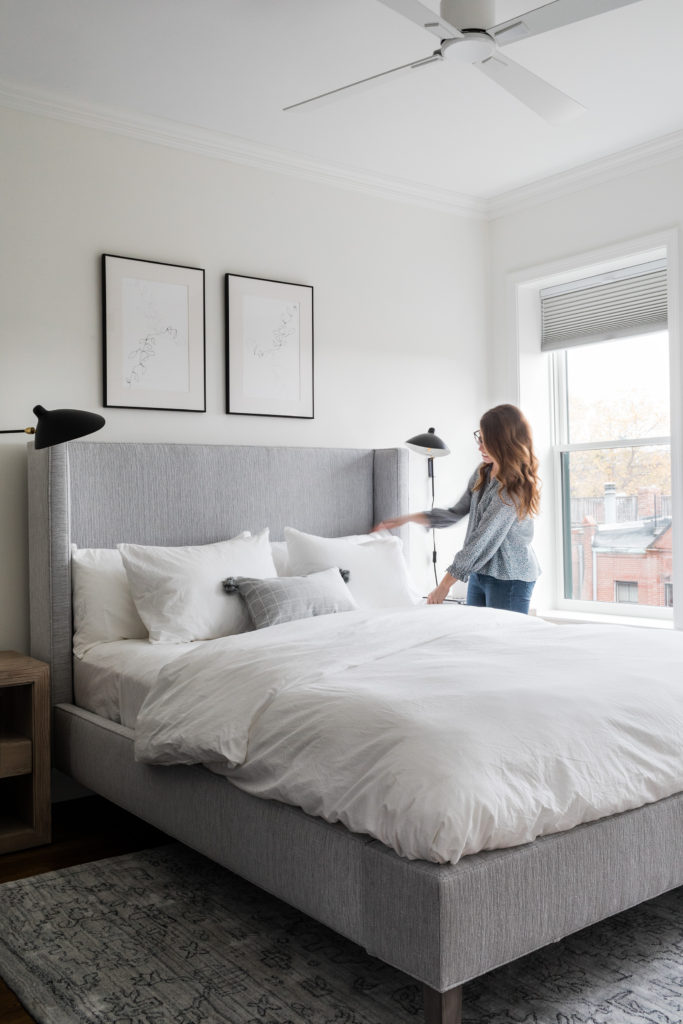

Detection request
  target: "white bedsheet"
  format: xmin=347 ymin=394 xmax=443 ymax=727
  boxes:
xmin=74 ymin=640 xmax=197 ymax=727
xmin=134 ymin=606 xmax=683 ymax=864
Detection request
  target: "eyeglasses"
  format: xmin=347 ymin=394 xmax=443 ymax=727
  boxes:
xmin=473 ymin=430 xmax=482 ymax=444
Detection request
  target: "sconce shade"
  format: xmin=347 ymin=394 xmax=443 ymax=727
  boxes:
xmin=33 ymin=405 xmax=105 ymax=449
xmin=405 ymin=427 xmax=450 ymax=458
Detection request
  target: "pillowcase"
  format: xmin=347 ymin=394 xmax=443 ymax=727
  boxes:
xmin=270 ymin=540 xmax=291 ymax=577
xmin=284 ymin=527 xmax=421 ymax=609
xmin=118 ymin=530 xmax=277 ymax=643
xmin=223 ymin=568 xmax=357 ymax=629
xmin=71 ymin=545 xmax=148 ymax=658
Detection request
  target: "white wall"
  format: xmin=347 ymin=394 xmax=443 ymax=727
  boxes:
xmin=0 ymin=106 xmax=490 ymax=652
xmin=489 ymin=159 xmax=683 ymax=615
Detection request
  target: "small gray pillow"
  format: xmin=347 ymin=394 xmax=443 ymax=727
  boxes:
xmin=223 ymin=567 xmax=356 ymax=629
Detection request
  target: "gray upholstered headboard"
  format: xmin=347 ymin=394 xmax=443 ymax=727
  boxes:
xmin=27 ymin=441 xmax=409 ymax=706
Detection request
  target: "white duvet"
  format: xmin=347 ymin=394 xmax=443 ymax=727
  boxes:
xmin=134 ymin=606 xmax=683 ymax=864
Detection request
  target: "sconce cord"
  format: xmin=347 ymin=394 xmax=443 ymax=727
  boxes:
xmin=428 ymin=456 xmax=438 ymax=586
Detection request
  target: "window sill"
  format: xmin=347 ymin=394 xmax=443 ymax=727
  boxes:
xmin=535 ymin=608 xmax=673 ymax=629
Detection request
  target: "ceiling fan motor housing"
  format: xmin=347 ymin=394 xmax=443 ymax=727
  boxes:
xmin=442 ymin=31 xmax=497 ymax=63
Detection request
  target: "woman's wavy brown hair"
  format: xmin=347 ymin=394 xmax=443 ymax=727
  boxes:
xmin=474 ymin=404 xmax=540 ymax=519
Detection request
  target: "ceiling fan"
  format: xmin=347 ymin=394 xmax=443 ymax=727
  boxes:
xmin=284 ymin=0 xmax=645 ymax=124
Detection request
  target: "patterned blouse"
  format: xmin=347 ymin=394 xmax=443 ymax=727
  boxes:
xmin=423 ymin=467 xmax=540 ymax=583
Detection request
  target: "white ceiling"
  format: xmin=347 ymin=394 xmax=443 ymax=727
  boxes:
xmin=2 ymin=0 xmax=682 ymax=206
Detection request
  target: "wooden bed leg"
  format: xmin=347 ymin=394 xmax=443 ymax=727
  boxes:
xmin=422 ymin=983 xmax=463 ymax=1024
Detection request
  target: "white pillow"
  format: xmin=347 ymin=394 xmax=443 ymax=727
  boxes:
xmin=284 ymin=528 xmax=421 ymax=609
xmin=71 ymin=545 xmax=148 ymax=658
xmin=118 ymin=530 xmax=277 ymax=643
xmin=270 ymin=541 xmax=292 ymax=576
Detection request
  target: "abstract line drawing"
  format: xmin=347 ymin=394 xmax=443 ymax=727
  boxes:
xmin=251 ymin=304 xmax=298 ymax=358
xmin=125 ymin=326 xmax=179 ymax=387
xmin=243 ymin=297 xmax=301 ymax=402
xmin=121 ymin=277 xmax=189 ymax=392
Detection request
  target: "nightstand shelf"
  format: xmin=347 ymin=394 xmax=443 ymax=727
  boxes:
xmin=0 ymin=732 xmax=33 ymax=776
xmin=0 ymin=651 xmax=51 ymax=854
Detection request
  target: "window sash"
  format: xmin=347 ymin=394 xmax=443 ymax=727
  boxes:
xmin=551 ymin=346 xmax=670 ymax=452
xmin=552 ymin=348 xmax=673 ymax=614
xmin=558 ymin=435 xmax=671 ymax=454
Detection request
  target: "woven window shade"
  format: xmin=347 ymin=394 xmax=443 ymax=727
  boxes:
xmin=540 ymin=260 xmax=667 ymax=351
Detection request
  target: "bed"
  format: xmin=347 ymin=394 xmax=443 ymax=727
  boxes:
xmin=27 ymin=440 xmax=683 ymax=1024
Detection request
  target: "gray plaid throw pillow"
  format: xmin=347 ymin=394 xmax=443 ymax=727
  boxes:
xmin=223 ymin=567 xmax=356 ymax=629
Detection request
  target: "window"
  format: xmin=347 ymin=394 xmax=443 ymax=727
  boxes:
xmin=543 ymin=259 xmax=673 ymax=616
xmin=615 ymin=581 xmax=638 ymax=604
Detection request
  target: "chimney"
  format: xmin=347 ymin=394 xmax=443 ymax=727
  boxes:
xmin=604 ymin=482 xmax=617 ymax=523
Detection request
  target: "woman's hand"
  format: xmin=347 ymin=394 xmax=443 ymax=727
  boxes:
xmin=372 ymin=513 xmax=429 ymax=532
xmin=426 ymin=573 xmax=457 ymax=604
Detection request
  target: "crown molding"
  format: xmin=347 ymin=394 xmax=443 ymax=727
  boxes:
xmin=486 ymin=129 xmax=683 ymax=219
xmin=3 ymin=78 xmax=683 ymax=223
xmin=0 ymin=79 xmax=486 ymax=220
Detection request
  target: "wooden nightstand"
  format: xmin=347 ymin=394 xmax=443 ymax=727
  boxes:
xmin=0 ymin=651 xmax=51 ymax=853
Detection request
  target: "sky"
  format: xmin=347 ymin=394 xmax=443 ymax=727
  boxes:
xmin=566 ymin=330 xmax=670 ymax=442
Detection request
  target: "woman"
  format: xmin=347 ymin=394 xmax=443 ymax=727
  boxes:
xmin=376 ymin=404 xmax=541 ymax=614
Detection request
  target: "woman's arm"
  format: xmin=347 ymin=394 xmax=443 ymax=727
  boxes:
xmin=422 ymin=473 xmax=477 ymax=529
xmin=376 ymin=471 xmax=479 ymax=533
xmin=426 ymin=571 xmax=457 ymax=604
xmin=373 ymin=512 xmax=430 ymax=531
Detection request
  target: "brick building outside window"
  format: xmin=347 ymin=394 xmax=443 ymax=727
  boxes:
xmin=570 ymin=485 xmax=672 ymax=607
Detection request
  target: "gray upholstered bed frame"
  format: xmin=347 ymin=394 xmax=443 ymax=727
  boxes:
xmin=28 ymin=441 xmax=683 ymax=1024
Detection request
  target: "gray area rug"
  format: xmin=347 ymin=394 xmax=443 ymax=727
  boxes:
xmin=0 ymin=844 xmax=681 ymax=1024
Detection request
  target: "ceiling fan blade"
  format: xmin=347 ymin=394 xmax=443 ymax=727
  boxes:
xmin=488 ymin=0 xmax=645 ymax=47
xmin=283 ymin=54 xmax=441 ymax=112
xmin=477 ymin=54 xmax=585 ymax=124
xmin=375 ymin=0 xmax=463 ymax=40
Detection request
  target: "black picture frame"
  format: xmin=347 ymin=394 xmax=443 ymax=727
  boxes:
xmin=103 ymin=254 xmax=206 ymax=412
xmin=226 ymin=273 xmax=314 ymax=418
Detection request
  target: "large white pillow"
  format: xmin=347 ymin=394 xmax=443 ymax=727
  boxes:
xmin=118 ymin=530 xmax=277 ymax=643
xmin=270 ymin=540 xmax=291 ymax=577
xmin=71 ymin=545 xmax=148 ymax=658
xmin=284 ymin=527 xmax=421 ymax=609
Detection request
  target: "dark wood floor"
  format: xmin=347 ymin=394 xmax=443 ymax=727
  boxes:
xmin=0 ymin=796 xmax=168 ymax=1024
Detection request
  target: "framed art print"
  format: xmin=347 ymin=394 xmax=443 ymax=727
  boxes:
xmin=226 ymin=274 xmax=314 ymax=418
xmin=103 ymin=254 xmax=206 ymax=411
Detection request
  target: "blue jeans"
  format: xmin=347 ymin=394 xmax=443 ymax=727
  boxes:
xmin=466 ymin=572 xmax=535 ymax=615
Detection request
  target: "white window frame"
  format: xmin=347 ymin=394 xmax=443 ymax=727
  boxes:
xmin=506 ymin=229 xmax=682 ymax=630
